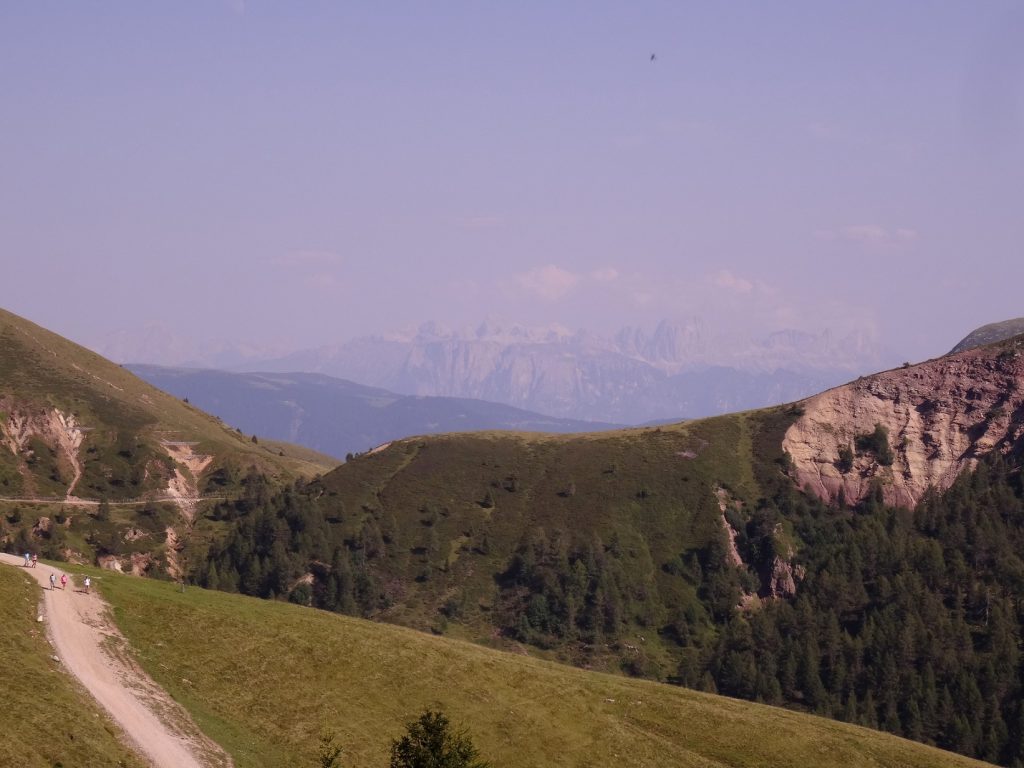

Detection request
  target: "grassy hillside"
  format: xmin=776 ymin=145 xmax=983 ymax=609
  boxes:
xmin=199 ymin=406 xmax=797 ymax=676
xmin=94 ymin=570 xmax=989 ymax=768
xmin=0 ymin=565 xmax=144 ymax=767
xmin=192 ymin=366 xmax=1024 ymax=766
xmin=0 ymin=306 xmax=336 ymax=502
xmin=0 ymin=307 xmax=337 ymax=570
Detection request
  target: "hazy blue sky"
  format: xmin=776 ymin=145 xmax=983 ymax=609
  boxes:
xmin=2 ymin=2 xmax=1022 ymax=360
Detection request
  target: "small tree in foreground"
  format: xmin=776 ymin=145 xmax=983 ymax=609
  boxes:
xmin=317 ymin=730 xmax=344 ymax=768
xmin=390 ymin=710 xmax=490 ymax=768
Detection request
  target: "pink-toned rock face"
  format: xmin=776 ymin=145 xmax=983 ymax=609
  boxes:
xmin=783 ymin=345 xmax=1024 ymax=508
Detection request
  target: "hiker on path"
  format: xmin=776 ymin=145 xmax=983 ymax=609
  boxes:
xmin=24 ymin=552 xmax=30 ymax=567
xmin=84 ymin=576 xmax=91 ymax=593
xmin=49 ymin=573 xmax=56 ymax=590
xmin=60 ymin=573 xmax=68 ymax=590
xmin=32 ymin=553 xmax=37 ymax=568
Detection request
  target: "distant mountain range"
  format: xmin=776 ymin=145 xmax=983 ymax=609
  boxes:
xmin=127 ymin=366 xmax=620 ymax=459
xmin=95 ymin=319 xmax=893 ymax=424
xmin=242 ymin=320 xmax=890 ymax=423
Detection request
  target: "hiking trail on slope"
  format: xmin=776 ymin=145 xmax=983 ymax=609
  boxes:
xmin=0 ymin=553 xmax=232 ymax=768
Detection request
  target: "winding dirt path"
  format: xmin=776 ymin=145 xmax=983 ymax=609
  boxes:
xmin=0 ymin=553 xmax=232 ymax=768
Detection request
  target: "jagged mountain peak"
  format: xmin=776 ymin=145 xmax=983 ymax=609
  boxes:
xmin=242 ymin=318 xmax=887 ymax=423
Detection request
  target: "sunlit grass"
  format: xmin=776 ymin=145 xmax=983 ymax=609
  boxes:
xmin=97 ymin=571 xmax=992 ymax=768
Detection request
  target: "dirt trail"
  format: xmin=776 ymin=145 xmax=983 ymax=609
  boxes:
xmin=0 ymin=553 xmax=232 ymax=768
xmin=0 ymin=496 xmax=229 ymax=507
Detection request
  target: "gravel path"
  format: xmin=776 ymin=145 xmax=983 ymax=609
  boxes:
xmin=0 ymin=553 xmax=232 ymax=768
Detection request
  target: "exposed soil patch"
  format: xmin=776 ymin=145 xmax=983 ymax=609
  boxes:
xmin=0 ymin=403 xmax=86 ymax=499
xmin=160 ymin=443 xmax=213 ymax=581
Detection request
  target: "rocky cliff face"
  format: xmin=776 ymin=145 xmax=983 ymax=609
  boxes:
xmin=783 ymin=339 xmax=1024 ymax=507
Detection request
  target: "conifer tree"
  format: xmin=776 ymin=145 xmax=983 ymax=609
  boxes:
xmin=389 ymin=710 xmax=490 ymax=768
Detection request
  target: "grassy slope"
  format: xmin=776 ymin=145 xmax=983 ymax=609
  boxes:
xmin=0 ymin=566 xmax=144 ymax=768
xmin=257 ymin=437 xmax=340 ymax=478
xmin=0 ymin=307 xmax=337 ymax=496
xmin=95 ymin=571 xmax=990 ymax=768
xmin=305 ymin=407 xmax=791 ymax=673
xmin=0 ymin=307 xmax=336 ymax=565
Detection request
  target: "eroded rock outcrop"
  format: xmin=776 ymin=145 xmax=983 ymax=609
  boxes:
xmin=767 ymin=556 xmax=805 ymax=600
xmin=714 ymin=487 xmax=745 ymax=569
xmin=783 ymin=341 xmax=1024 ymax=507
xmin=0 ymin=400 xmax=86 ymax=498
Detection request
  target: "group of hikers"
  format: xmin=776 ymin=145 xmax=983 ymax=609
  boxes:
xmin=22 ymin=552 xmax=90 ymax=593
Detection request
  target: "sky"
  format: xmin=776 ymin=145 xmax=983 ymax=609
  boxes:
xmin=2 ymin=1 xmax=1023 ymax=362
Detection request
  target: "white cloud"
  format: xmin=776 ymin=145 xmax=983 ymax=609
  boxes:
xmin=591 ymin=267 xmax=620 ymax=282
xmin=711 ymin=269 xmax=755 ymax=295
xmin=819 ymin=225 xmax=919 ymax=246
xmin=515 ymin=265 xmax=580 ymax=301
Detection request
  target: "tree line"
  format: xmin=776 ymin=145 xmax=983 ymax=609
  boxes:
xmin=193 ymin=453 xmax=1024 ymax=766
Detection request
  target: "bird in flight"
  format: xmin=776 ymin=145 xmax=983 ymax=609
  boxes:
xmin=650 ymin=53 xmax=657 ymax=62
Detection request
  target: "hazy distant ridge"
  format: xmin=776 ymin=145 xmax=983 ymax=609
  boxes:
xmin=244 ymin=320 xmax=886 ymax=423
xmin=949 ymin=317 xmax=1024 ymax=355
xmin=128 ymin=365 xmax=620 ymax=459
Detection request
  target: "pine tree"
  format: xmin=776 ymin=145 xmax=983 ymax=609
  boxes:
xmin=389 ymin=710 xmax=490 ymax=768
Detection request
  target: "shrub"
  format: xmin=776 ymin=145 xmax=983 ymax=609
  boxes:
xmin=855 ymin=424 xmax=894 ymax=466
xmin=389 ymin=710 xmax=490 ymax=768
xmin=317 ymin=730 xmax=344 ymax=768
xmin=288 ymin=582 xmax=313 ymax=606
xmin=836 ymin=445 xmax=854 ymax=474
